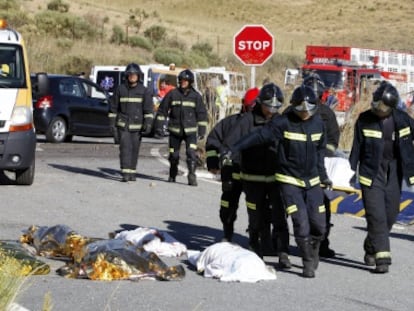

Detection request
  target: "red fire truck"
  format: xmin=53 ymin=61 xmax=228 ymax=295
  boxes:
xmin=300 ymin=45 xmax=412 ymax=113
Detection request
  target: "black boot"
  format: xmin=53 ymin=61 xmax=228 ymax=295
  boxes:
xmin=276 ymin=231 xmax=291 ymax=269
xmin=261 ymin=224 xmax=276 ymax=256
xmin=222 ymin=222 xmax=234 ymax=242
xmin=187 ymin=160 xmax=197 ymax=186
xmin=129 ymin=173 xmax=136 ymax=181
xmin=319 ymin=238 xmax=335 ymax=258
xmin=297 ymin=238 xmax=315 ymax=278
xmin=121 ymin=173 xmax=130 ymax=182
xmin=373 ymin=256 xmax=391 ymax=274
xmin=249 ymin=230 xmax=262 ymax=258
xmin=168 ymin=159 xmax=178 ymax=182
xmin=311 ymin=238 xmax=321 ymax=270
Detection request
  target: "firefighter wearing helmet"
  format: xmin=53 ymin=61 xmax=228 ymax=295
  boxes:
xmin=349 ymin=81 xmax=414 ymax=273
xmin=154 ymin=69 xmax=207 ymax=186
xmin=110 ymin=62 xmax=153 ymax=182
xmin=205 ymin=87 xmax=259 ymax=242
xmin=230 ymin=84 xmax=331 ymax=277
xmin=222 ymin=83 xmax=291 ymax=269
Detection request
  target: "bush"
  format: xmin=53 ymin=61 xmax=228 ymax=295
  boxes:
xmin=110 ymin=25 xmax=125 ymax=45
xmin=47 ymin=0 xmax=70 ymax=13
xmin=128 ymin=36 xmax=153 ymax=51
xmin=59 ymin=55 xmax=93 ymax=75
xmin=0 ymin=0 xmax=18 ymax=10
xmin=144 ymin=25 xmax=167 ymax=47
xmin=153 ymin=48 xmax=183 ymax=66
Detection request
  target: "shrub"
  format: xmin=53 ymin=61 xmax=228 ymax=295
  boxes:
xmin=0 ymin=0 xmax=18 ymax=10
xmin=153 ymin=48 xmax=183 ymax=66
xmin=59 ymin=55 xmax=93 ymax=75
xmin=47 ymin=0 xmax=70 ymax=13
xmin=110 ymin=25 xmax=126 ymax=45
xmin=144 ymin=25 xmax=167 ymax=47
xmin=128 ymin=36 xmax=152 ymax=51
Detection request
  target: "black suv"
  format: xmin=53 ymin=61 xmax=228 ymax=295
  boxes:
xmin=31 ymin=74 xmax=117 ymax=143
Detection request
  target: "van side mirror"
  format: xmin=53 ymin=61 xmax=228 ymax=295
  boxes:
xmin=35 ymin=72 xmax=49 ymax=96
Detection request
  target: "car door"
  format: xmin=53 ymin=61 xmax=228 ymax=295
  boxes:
xmin=77 ymin=79 xmax=112 ymax=136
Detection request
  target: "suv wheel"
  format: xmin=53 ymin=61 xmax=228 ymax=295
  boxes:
xmin=46 ymin=117 xmax=67 ymax=143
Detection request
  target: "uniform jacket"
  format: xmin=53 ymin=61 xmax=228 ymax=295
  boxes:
xmin=111 ymin=82 xmax=153 ymax=131
xmin=317 ymin=104 xmax=340 ymax=154
xmin=155 ymin=87 xmax=207 ymax=137
xmin=349 ymin=108 xmax=414 ymax=187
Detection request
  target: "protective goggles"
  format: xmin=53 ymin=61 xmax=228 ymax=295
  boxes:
xmin=293 ymin=100 xmax=317 ymax=112
xmin=261 ymin=97 xmax=282 ymax=112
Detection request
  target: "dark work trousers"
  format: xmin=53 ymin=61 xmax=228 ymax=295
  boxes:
xmin=219 ymin=176 xmax=243 ymax=234
xmin=119 ymin=129 xmax=141 ymax=173
xmin=280 ymin=183 xmax=326 ymax=240
xmin=168 ymin=133 xmax=197 ymax=163
xmin=243 ymin=181 xmax=289 ymax=242
xmin=361 ymin=159 xmax=400 ymax=264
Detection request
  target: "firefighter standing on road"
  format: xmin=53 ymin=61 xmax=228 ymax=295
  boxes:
xmin=349 ymin=81 xmax=414 ymax=274
xmin=231 ymin=85 xmax=331 ymax=278
xmin=303 ymin=73 xmax=340 ymax=258
xmin=111 ymin=63 xmax=154 ymax=182
xmin=155 ymin=69 xmax=208 ymax=186
xmin=205 ymin=87 xmax=259 ymax=242
xmin=226 ymin=83 xmax=291 ymax=269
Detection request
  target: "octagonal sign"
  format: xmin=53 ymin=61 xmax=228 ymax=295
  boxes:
xmin=233 ymin=25 xmax=274 ymax=66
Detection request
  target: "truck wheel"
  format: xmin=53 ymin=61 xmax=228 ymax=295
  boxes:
xmin=15 ymin=160 xmax=35 ymax=185
xmin=46 ymin=117 xmax=67 ymax=143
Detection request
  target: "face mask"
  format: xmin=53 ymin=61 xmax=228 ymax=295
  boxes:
xmin=293 ymin=100 xmax=316 ymax=112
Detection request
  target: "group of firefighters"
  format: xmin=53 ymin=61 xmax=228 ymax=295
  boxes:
xmin=110 ymin=63 xmax=414 ymax=278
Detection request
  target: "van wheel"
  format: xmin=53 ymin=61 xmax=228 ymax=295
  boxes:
xmin=46 ymin=117 xmax=67 ymax=143
xmin=15 ymin=160 xmax=35 ymax=185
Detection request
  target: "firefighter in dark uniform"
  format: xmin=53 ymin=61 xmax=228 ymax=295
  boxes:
xmin=205 ymin=87 xmax=259 ymax=242
xmin=231 ymin=85 xmax=331 ymax=278
xmin=303 ymin=73 xmax=340 ymax=258
xmin=155 ymin=69 xmax=207 ymax=186
xmin=349 ymin=81 xmax=414 ymax=273
xmin=111 ymin=63 xmax=154 ymax=182
xmin=227 ymin=83 xmax=291 ymax=268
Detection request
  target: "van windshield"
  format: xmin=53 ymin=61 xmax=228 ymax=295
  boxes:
xmin=96 ymin=71 xmax=126 ymax=95
xmin=0 ymin=44 xmax=26 ymax=88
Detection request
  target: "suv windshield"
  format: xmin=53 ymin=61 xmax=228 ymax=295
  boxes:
xmin=0 ymin=44 xmax=26 ymax=88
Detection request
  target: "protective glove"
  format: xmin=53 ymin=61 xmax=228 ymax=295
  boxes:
xmin=321 ymin=178 xmax=333 ymax=191
xmin=197 ymin=135 xmax=205 ymax=141
xmin=221 ymin=150 xmax=233 ymax=167
xmin=141 ymin=124 xmax=152 ymax=136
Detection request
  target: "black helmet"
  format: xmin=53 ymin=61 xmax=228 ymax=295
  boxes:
xmin=372 ymin=81 xmax=399 ymax=108
xmin=259 ymin=83 xmax=284 ymax=113
xmin=303 ymin=73 xmax=325 ymax=99
xmin=290 ymin=85 xmax=318 ymax=117
xmin=125 ymin=63 xmax=142 ymax=75
xmin=178 ymin=69 xmax=194 ymax=84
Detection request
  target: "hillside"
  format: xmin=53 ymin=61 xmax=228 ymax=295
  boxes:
xmin=20 ymin=0 xmax=414 ymax=85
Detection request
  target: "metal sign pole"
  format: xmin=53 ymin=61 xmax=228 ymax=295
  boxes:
xmin=251 ymin=66 xmax=256 ymax=88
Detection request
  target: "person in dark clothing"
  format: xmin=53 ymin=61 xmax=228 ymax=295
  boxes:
xmin=226 ymin=83 xmax=291 ymax=268
xmin=111 ymin=63 xmax=154 ymax=182
xmin=230 ymin=85 xmax=331 ymax=278
xmin=349 ymin=81 xmax=414 ymax=274
xmin=154 ymin=69 xmax=208 ymax=186
xmin=205 ymin=87 xmax=259 ymax=242
xmin=303 ymin=73 xmax=340 ymax=258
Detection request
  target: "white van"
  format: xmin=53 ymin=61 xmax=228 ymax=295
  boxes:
xmin=0 ymin=19 xmax=42 ymax=185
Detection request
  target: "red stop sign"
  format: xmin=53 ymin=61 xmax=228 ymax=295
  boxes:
xmin=233 ymin=25 xmax=274 ymax=66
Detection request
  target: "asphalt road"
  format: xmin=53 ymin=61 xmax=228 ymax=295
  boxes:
xmin=1 ymin=135 xmax=413 ymax=311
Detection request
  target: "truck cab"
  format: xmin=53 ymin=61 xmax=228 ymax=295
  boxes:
xmin=0 ymin=19 xmax=41 ymax=185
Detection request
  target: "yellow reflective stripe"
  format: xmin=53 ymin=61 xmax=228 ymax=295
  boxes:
xmin=117 ymin=120 xmax=126 ymax=127
xmin=157 ymin=115 xmax=166 ymax=121
xmin=129 ymin=124 xmax=142 ymax=130
xmin=184 ymin=127 xmax=197 ymax=133
xmin=311 ymin=133 xmax=322 ymax=141
xmin=284 ymin=131 xmax=307 ymax=141
xmin=399 ymin=127 xmax=410 ymax=138
xmin=246 ymin=201 xmax=256 ymax=210
xmin=375 ymin=251 xmax=391 ymax=259
xmin=182 ymin=101 xmax=196 ymax=108
xmin=120 ymin=97 xmax=143 ymax=103
xmin=275 ymin=173 xmax=306 ymax=187
xmin=309 ymin=176 xmax=321 ymax=186
xmin=362 ymin=129 xmax=382 ymax=138
xmin=221 ymin=200 xmax=229 ymax=208
xmin=169 ymin=148 xmax=174 ymax=153
xmin=359 ymin=175 xmax=372 ymax=187
xmin=232 ymin=172 xmax=241 ymax=180
xmin=286 ymin=204 xmax=298 ymax=214
xmin=206 ymin=150 xmax=218 ymax=157
xmin=108 ymin=113 xmax=117 ymax=117
xmin=198 ymin=121 xmax=208 ymax=126
xmin=169 ymin=127 xmax=180 ymax=134
xmin=409 ymin=176 xmax=414 ymax=184
xmin=121 ymin=169 xmax=136 ymax=173
xmin=240 ymin=172 xmax=275 ymax=183
xmin=326 ymin=143 xmax=336 ymax=152
xmin=171 ymin=100 xmax=181 ymax=106
xmin=144 ymin=113 xmax=154 ymax=119
xmin=190 ymin=144 xmax=197 ymax=150
xmin=318 ymin=204 xmax=326 ymax=213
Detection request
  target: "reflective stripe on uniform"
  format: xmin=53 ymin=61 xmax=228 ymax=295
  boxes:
xmin=184 ymin=127 xmax=198 ymax=133
xmin=326 ymin=143 xmax=336 ymax=152
xmin=144 ymin=113 xmax=154 ymax=119
xmin=409 ymin=176 xmax=414 ymax=184
xmin=157 ymin=115 xmax=166 ymax=121
xmin=284 ymin=131 xmax=307 ymax=141
xmin=240 ymin=172 xmax=275 ymax=183
xmin=121 ymin=168 xmax=136 ymax=173
xmin=232 ymin=172 xmax=241 ymax=180
xmin=128 ymin=124 xmax=142 ymax=130
xmin=120 ymin=97 xmax=143 ymax=103
xmin=311 ymin=133 xmax=322 ymax=141
xmin=206 ymin=150 xmax=218 ymax=157
xmin=168 ymin=127 xmax=181 ymax=134
xmin=190 ymin=144 xmax=197 ymax=150
xmin=309 ymin=176 xmax=321 ymax=186
xmin=362 ymin=129 xmax=382 ymax=139
xmin=108 ymin=113 xmax=117 ymax=118
xmin=286 ymin=204 xmax=298 ymax=214
xmin=275 ymin=173 xmax=306 ymax=187
xmin=198 ymin=121 xmax=208 ymax=126
xmin=169 ymin=148 xmax=174 ymax=153
xmin=318 ymin=204 xmax=326 ymax=213
xmin=375 ymin=251 xmax=391 ymax=259
xmin=221 ymin=200 xmax=229 ymax=208
xmin=359 ymin=175 xmax=372 ymax=187
xmin=399 ymin=127 xmax=410 ymax=138
xmin=182 ymin=101 xmax=196 ymax=108
xmin=246 ymin=201 xmax=256 ymax=210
